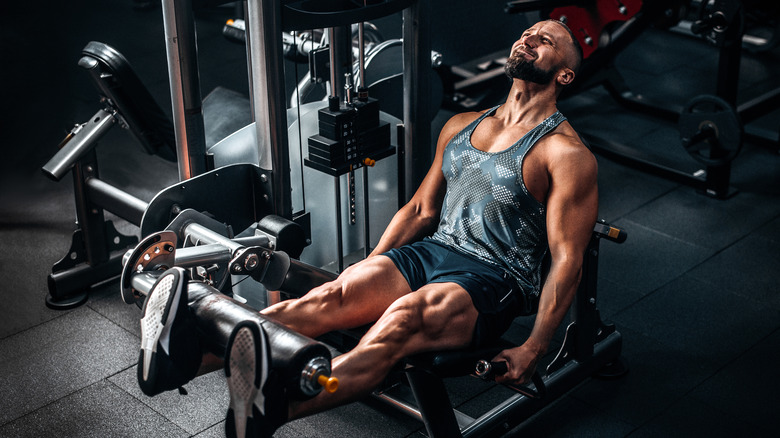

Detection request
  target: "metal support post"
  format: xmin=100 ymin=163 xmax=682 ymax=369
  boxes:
xmin=72 ymin=152 xmax=109 ymax=271
xmin=245 ymin=0 xmax=292 ymax=218
xmin=161 ymin=0 xmax=208 ymax=181
xmin=402 ymin=0 xmax=432 ymax=202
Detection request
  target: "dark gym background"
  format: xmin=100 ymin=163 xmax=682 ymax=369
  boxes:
xmin=1 ymin=0 xmax=779 ymax=437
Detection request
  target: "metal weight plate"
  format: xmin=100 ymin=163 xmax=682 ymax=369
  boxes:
xmin=120 ymin=231 xmax=177 ymax=304
xmin=679 ymin=94 xmax=743 ymax=166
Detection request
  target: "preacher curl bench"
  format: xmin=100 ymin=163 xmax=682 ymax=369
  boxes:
xmin=120 ymin=206 xmax=627 ymax=437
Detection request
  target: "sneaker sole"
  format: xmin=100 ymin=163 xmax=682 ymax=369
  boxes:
xmin=139 ymin=268 xmax=184 ymax=383
xmin=225 ymin=322 xmax=270 ymax=438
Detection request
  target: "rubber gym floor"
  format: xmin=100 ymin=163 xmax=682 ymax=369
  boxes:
xmin=1 ymin=1 xmax=779 ymax=437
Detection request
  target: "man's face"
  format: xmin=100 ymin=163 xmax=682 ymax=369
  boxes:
xmin=505 ymin=21 xmax=573 ymax=85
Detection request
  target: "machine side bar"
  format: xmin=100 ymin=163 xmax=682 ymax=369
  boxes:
xmin=460 ymin=332 xmax=622 ymax=438
xmin=85 ymin=178 xmax=147 ymax=226
xmin=245 ymin=0 xmax=291 ymax=218
xmin=161 ymin=0 xmax=207 ymax=181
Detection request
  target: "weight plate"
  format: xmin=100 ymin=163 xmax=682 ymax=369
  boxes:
xmin=120 ymin=231 xmax=177 ymax=304
xmin=679 ymin=94 xmax=742 ymax=166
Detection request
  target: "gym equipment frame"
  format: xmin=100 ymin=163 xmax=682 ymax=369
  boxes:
xmin=119 ymin=204 xmax=627 ymax=438
xmin=43 ymin=0 xmax=434 ymax=308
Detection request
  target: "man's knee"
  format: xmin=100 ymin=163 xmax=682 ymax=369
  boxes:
xmin=299 ymin=281 xmax=347 ymax=313
xmin=296 ymin=265 xmax=369 ymax=313
xmin=307 ymin=258 xmax=390 ymax=307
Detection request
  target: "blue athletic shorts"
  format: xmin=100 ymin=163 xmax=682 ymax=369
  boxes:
xmin=381 ymin=238 xmax=529 ymax=347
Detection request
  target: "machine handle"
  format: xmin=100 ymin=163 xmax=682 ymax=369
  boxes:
xmin=475 ymin=360 xmax=547 ymax=400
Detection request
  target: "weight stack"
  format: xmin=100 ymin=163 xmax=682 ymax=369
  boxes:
xmin=304 ymin=97 xmax=394 ymax=176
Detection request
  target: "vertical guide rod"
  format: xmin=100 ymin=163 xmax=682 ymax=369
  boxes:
xmin=358 ymin=3 xmax=366 ymax=91
xmin=334 ymin=177 xmax=344 ymax=273
xmin=160 ymin=0 xmax=207 ymax=181
xmin=362 ymin=166 xmax=370 ymax=259
xmin=359 ymin=2 xmax=370 ymax=259
xmin=328 ymin=27 xmax=338 ymax=101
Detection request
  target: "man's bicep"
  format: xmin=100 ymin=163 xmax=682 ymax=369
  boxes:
xmin=545 ymin=149 xmax=598 ymax=260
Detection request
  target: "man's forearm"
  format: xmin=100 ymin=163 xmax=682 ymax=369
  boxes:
xmin=369 ymin=204 xmax=438 ymax=256
xmin=525 ymin=261 xmax=582 ymax=355
xmin=492 ymin=262 xmax=582 ymax=385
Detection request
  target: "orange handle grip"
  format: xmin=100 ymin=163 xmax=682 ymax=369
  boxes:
xmin=317 ymin=374 xmax=339 ymax=393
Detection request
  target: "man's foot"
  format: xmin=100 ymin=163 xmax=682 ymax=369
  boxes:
xmin=225 ymin=321 xmax=287 ymax=438
xmin=137 ymin=267 xmax=202 ymax=396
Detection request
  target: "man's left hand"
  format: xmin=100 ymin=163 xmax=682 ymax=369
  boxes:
xmin=490 ymin=341 xmax=544 ymax=386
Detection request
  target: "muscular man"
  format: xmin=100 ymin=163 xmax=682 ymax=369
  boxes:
xmin=137 ymin=19 xmax=594 ymax=438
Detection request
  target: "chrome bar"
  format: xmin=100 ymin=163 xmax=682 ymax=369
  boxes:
xmin=362 ymin=166 xmax=370 ymax=258
xmin=85 ymin=178 xmax=148 ymax=226
xmin=42 ymin=109 xmax=116 ymax=181
xmin=245 ymin=0 xmax=291 ymax=218
xmin=372 ymin=392 xmax=424 ymax=421
xmin=182 ymin=222 xmax=243 ymax=253
xmin=328 ymin=27 xmax=338 ymax=100
xmin=358 ymin=21 xmax=366 ymax=91
xmin=173 ymin=243 xmax=233 ymax=267
xmin=172 ymin=236 xmax=272 ymax=268
xmin=334 ymin=176 xmax=344 ymax=273
xmin=160 ymin=0 xmax=207 ymax=181
xmin=130 ymin=271 xmax=162 ymax=297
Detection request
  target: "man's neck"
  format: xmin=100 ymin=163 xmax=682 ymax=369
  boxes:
xmin=498 ymin=79 xmax=559 ymax=125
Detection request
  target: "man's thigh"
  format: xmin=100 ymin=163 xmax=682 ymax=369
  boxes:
xmin=262 ymin=255 xmax=413 ymax=336
xmin=335 ymin=254 xmax=414 ymax=311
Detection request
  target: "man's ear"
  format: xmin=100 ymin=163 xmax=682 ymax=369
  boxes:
xmin=557 ymin=67 xmax=575 ymax=86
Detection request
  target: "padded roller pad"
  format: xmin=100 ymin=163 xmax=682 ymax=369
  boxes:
xmin=187 ymin=282 xmax=331 ymax=400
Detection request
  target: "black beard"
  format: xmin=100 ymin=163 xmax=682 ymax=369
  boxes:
xmin=504 ymin=55 xmax=556 ymax=85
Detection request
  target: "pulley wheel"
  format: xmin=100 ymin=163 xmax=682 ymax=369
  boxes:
xmin=679 ymin=94 xmax=742 ymax=167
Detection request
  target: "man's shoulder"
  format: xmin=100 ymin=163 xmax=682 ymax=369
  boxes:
xmin=538 ymin=124 xmax=596 ymax=174
xmin=444 ymin=110 xmax=485 ymax=131
xmin=544 ymin=122 xmax=590 ymax=156
xmin=436 ymin=110 xmax=488 ymax=150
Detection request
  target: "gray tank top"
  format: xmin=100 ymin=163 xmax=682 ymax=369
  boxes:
xmin=431 ymin=105 xmax=567 ymax=298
